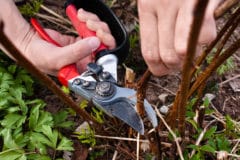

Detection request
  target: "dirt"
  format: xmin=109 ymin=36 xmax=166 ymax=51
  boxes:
xmin=30 ymin=0 xmax=240 ymax=159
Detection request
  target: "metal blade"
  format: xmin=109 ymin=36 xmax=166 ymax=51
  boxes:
xmin=96 ymin=54 xmax=118 ymax=81
xmin=102 ymin=97 xmax=144 ymax=134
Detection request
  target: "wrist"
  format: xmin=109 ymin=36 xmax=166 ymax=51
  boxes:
xmin=0 ymin=0 xmax=35 ymax=58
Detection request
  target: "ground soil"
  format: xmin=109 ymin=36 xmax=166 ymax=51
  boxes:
xmin=30 ymin=0 xmax=240 ymax=159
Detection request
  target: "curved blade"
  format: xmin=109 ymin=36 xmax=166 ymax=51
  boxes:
xmin=102 ymin=97 xmax=144 ymax=134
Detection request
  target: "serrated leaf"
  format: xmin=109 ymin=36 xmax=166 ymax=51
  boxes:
xmin=29 ymin=132 xmax=50 ymax=154
xmin=18 ymin=154 xmax=27 ymax=160
xmin=41 ymin=125 xmax=58 ymax=148
xmin=200 ymin=145 xmax=215 ymax=153
xmin=29 ymin=104 xmax=40 ymax=130
xmin=26 ymin=154 xmax=51 ymax=160
xmin=53 ymin=110 xmax=73 ymax=129
xmin=29 ymin=105 xmax=53 ymax=132
xmin=56 ymin=137 xmax=73 ymax=151
xmin=186 ymin=119 xmax=198 ymax=130
xmin=0 ymin=129 xmax=19 ymax=149
xmin=1 ymin=114 xmax=26 ymax=129
xmin=216 ymin=136 xmax=231 ymax=151
xmin=203 ymin=126 xmax=217 ymax=140
xmin=8 ymin=65 xmax=17 ymax=74
xmin=12 ymin=128 xmax=29 ymax=148
xmin=187 ymin=144 xmax=199 ymax=150
xmin=0 ymin=149 xmax=24 ymax=160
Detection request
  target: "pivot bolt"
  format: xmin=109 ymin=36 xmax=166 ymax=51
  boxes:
xmin=101 ymin=72 xmax=110 ymax=79
xmin=82 ymin=80 xmax=90 ymax=87
xmin=73 ymin=78 xmax=81 ymax=85
xmin=95 ymin=81 xmax=114 ymax=97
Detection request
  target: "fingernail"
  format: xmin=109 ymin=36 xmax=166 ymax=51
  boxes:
xmin=78 ymin=8 xmax=85 ymax=21
xmin=88 ymin=37 xmax=100 ymax=51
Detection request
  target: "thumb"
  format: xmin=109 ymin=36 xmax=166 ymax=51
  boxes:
xmin=57 ymin=37 xmax=100 ymax=67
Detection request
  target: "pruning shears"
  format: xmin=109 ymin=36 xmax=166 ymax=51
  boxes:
xmin=31 ymin=0 xmax=157 ymax=134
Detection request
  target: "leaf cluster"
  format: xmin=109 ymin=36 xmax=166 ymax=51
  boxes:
xmin=0 ymin=59 xmax=74 ymax=160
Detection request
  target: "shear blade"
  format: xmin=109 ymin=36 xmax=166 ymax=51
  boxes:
xmin=103 ymin=98 xmax=144 ymax=134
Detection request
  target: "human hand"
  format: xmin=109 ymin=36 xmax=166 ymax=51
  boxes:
xmin=137 ymin=0 xmax=222 ymax=76
xmin=21 ymin=9 xmax=116 ymax=75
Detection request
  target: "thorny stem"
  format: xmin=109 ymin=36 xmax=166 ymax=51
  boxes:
xmin=190 ymin=5 xmax=240 ymax=77
xmin=175 ymin=0 xmax=209 ymax=136
xmin=214 ymin=0 xmax=239 ymax=18
xmin=188 ymin=37 xmax=240 ymax=97
xmin=188 ymin=5 xmax=240 ymax=97
xmin=0 ymin=22 xmax=99 ymax=126
xmin=136 ymin=69 xmax=151 ymax=116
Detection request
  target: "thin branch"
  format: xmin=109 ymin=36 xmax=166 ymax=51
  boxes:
xmin=219 ymin=74 xmax=240 ymax=86
xmin=214 ymin=0 xmax=239 ymax=18
xmin=94 ymin=135 xmax=148 ymax=143
xmin=40 ymin=4 xmax=71 ymax=25
xmin=176 ymin=0 xmax=209 ymax=136
xmin=136 ymin=69 xmax=151 ymax=116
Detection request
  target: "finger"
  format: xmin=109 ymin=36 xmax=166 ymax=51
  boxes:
xmin=77 ymin=8 xmax=100 ymax=22
xmin=138 ymin=1 xmax=170 ymax=76
xmin=76 ymin=56 xmax=92 ymax=74
xmin=157 ymin=2 xmax=182 ymax=70
xmin=96 ymin=29 xmax=116 ymax=49
xmin=174 ymin=0 xmax=197 ymax=58
xmin=86 ymin=19 xmax=111 ymax=34
xmin=45 ymin=29 xmax=77 ymax=46
xmin=198 ymin=0 xmax=222 ymax=44
xmin=51 ymin=37 xmax=100 ymax=69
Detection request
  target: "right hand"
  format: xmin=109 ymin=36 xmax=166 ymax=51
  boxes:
xmin=137 ymin=0 xmax=222 ymax=76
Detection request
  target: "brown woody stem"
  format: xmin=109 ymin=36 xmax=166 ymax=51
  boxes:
xmin=174 ymin=0 xmax=209 ymax=136
xmin=136 ymin=69 xmax=151 ymax=116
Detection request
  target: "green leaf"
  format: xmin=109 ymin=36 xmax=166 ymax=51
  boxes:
xmin=187 ymin=144 xmax=199 ymax=150
xmin=1 ymin=114 xmax=26 ymax=129
xmin=203 ymin=126 xmax=217 ymax=140
xmin=186 ymin=119 xmax=198 ymax=130
xmin=28 ymin=132 xmax=50 ymax=154
xmin=200 ymin=145 xmax=215 ymax=153
xmin=29 ymin=105 xmax=53 ymax=132
xmin=0 ymin=128 xmax=19 ymax=149
xmin=12 ymin=128 xmax=29 ymax=148
xmin=8 ymin=65 xmax=17 ymax=74
xmin=26 ymin=154 xmax=51 ymax=160
xmin=216 ymin=136 xmax=231 ymax=151
xmin=41 ymin=125 xmax=58 ymax=148
xmin=56 ymin=137 xmax=74 ymax=151
xmin=53 ymin=110 xmax=74 ymax=129
xmin=17 ymin=154 xmax=27 ymax=160
xmin=0 ymin=149 xmax=24 ymax=160
xmin=29 ymin=104 xmax=40 ymax=130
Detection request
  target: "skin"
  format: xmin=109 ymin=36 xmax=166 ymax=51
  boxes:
xmin=137 ymin=0 xmax=222 ymax=76
xmin=0 ymin=1 xmax=115 ymax=76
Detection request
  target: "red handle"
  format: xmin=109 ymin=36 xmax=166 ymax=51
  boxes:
xmin=30 ymin=18 xmax=79 ymax=86
xmin=65 ymin=4 xmax=107 ymax=57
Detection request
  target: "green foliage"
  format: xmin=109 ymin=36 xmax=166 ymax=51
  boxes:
xmin=91 ymin=107 xmax=104 ymax=124
xmin=61 ymin=86 xmax=70 ymax=95
xmin=206 ymin=48 xmax=235 ymax=75
xmin=0 ymin=61 xmax=74 ymax=159
xmin=75 ymin=125 xmax=96 ymax=147
xmin=18 ymin=0 xmax=43 ymax=17
xmin=183 ymin=95 xmax=237 ymax=159
xmin=88 ymin=150 xmax=105 ymax=160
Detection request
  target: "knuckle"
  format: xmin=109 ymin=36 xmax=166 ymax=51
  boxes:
xmin=142 ymin=50 xmax=160 ymax=64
